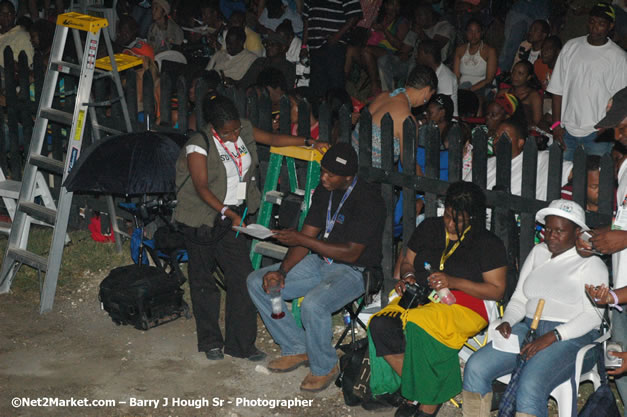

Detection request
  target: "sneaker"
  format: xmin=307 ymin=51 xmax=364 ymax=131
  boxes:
xmin=205 ymin=348 xmax=224 ymax=360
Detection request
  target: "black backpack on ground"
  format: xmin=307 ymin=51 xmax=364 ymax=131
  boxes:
xmin=99 ymin=264 xmax=191 ymax=330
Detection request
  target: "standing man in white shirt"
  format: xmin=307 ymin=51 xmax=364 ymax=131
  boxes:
xmin=584 ymin=87 xmax=627 ymax=410
xmin=416 ymin=38 xmax=458 ymax=117
xmin=547 ymin=2 xmax=627 ymax=161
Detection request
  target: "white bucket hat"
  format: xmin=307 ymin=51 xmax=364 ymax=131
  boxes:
xmin=536 ymin=199 xmax=589 ymax=231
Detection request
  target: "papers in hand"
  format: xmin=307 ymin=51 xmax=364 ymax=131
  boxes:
xmin=488 ymin=327 xmax=520 ymax=354
xmin=232 ymin=224 xmax=275 ymax=239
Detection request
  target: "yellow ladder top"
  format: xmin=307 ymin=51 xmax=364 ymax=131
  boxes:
xmin=96 ymin=54 xmax=143 ymax=71
xmin=269 ymin=146 xmax=324 ymax=162
xmin=57 ymin=12 xmax=108 ymax=34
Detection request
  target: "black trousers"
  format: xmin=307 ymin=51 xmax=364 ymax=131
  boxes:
xmin=183 ymin=224 xmax=257 ymax=358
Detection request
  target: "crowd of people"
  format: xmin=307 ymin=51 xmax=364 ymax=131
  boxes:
xmin=3 ymin=0 xmax=626 ymax=416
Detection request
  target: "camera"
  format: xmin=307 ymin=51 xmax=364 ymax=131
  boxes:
xmin=398 ymin=281 xmax=432 ymax=310
xmin=605 ymin=341 xmax=624 ymax=369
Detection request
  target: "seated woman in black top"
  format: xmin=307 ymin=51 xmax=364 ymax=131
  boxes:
xmin=368 ymin=181 xmax=508 ymax=417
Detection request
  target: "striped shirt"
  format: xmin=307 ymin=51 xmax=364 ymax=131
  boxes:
xmin=303 ymin=0 xmax=363 ymax=49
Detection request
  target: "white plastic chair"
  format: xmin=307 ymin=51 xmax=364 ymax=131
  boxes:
xmin=495 ymin=331 xmax=609 ymax=416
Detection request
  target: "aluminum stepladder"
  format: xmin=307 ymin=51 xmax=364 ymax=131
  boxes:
xmin=0 ymin=167 xmax=59 ymax=236
xmin=0 ymin=12 xmax=142 ymax=313
xmin=250 ymin=146 xmax=322 ymax=269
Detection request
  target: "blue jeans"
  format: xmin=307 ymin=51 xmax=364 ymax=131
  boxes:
xmin=563 ymin=129 xmax=612 ymax=161
xmin=247 ymin=254 xmax=365 ymax=375
xmin=462 ymin=318 xmax=599 ymax=417
xmin=612 ymin=309 xmax=627 ymax=416
xmin=378 ymin=53 xmax=413 ymax=91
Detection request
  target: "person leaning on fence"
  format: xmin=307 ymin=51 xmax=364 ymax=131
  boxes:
xmin=462 ymin=199 xmax=609 ymax=417
xmin=246 ymin=143 xmax=386 ymax=393
xmin=367 ymin=181 xmax=508 ymax=417
xmin=350 ymin=64 xmax=437 ymax=168
xmin=172 ymin=94 xmax=327 ymax=362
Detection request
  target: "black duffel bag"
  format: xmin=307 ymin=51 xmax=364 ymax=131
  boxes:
xmin=99 ymin=265 xmax=190 ymax=330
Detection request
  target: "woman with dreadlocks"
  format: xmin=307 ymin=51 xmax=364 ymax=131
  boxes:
xmin=367 ymin=182 xmax=507 ymax=417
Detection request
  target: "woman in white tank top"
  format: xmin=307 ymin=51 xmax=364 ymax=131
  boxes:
xmin=453 ymin=19 xmax=497 ymax=94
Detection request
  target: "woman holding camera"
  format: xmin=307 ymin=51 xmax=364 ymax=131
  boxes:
xmin=368 ymin=182 xmax=507 ymax=417
xmin=462 ymin=199 xmax=608 ymax=417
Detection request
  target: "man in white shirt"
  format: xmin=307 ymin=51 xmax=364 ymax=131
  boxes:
xmin=463 ymin=119 xmax=573 ymax=201
xmin=416 ymin=38 xmax=458 ymax=117
xmin=207 ymin=27 xmax=258 ymax=82
xmin=547 ymin=3 xmax=627 ymax=161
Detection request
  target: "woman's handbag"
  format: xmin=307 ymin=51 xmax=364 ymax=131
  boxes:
xmin=578 ymin=345 xmax=620 ymax=417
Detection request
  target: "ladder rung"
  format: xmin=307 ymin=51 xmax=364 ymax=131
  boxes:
xmin=7 ymin=248 xmax=48 ymax=271
xmin=253 ymin=242 xmax=288 ymax=259
xmin=0 ymin=221 xmax=10 ymax=235
xmin=88 ymin=96 xmax=122 ymax=107
xmin=19 ymin=202 xmax=57 ymax=224
xmin=40 ymin=108 xmax=72 ymax=125
xmin=93 ymin=123 xmax=123 ymax=135
xmin=50 ymin=60 xmax=81 ymax=76
xmin=30 ymin=155 xmax=65 ymax=175
xmin=0 ymin=179 xmax=21 ymax=199
xmin=265 ymin=190 xmax=283 ymax=205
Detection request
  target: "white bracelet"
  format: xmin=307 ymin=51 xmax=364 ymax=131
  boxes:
xmin=609 ymin=290 xmax=624 ymax=312
xmin=220 ymin=206 xmax=228 ymax=220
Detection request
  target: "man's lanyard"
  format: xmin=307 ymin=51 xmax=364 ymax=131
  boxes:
xmin=213 ymin=128 xmax=243 ymax=180
xmin=439 ymin=226 xmax=471 ymax=271
xmin=324 ymin=176 xmax=358 ymax=240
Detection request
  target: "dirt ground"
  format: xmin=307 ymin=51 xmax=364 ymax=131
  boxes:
xmin=0 ymin=264 xmax=474 ymax=417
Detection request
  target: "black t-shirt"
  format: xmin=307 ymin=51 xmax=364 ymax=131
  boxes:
xmin=304 ymin=178 xmax=386 ymax=267
xmin=407 ymin=217 xmax=508 ymax=286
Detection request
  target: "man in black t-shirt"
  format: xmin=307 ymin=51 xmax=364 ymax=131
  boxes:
xmin=247 ymin=143 xmax=385 ymax=393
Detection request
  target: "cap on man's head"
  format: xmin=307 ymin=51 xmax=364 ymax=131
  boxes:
xmin=596 ymin=87 xmax=627 ymax=129
xmin=590 ymin=2 xmax=616 ymax=23
xmin=321 ymin=143 xmax=358 ymax=176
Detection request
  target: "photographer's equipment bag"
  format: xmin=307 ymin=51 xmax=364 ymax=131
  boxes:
xmin=578 ymin=344 xmax=620 ymax=417
xmin=278 ymin=192 xmax=304 ymax=229
xmin=99 ymin=265 xmax=189 ymax=330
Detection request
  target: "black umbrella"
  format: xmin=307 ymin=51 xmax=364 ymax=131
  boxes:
xmin=498 ymin=299 xmax=546 ymax=417
xmin=64 ymin=131 xmax=188 ymax=195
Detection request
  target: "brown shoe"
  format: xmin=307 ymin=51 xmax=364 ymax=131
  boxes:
xmin=299 ymin=363 xmax=340 ymax=393
xmin=267 ymin=354 xmax=309 ymax=373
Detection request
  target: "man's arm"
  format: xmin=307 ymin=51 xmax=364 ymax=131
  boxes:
xmin=273 ymin=224 xmax=366 ymax=264
xmin=328 ymin=16 xmax=359 ymax=45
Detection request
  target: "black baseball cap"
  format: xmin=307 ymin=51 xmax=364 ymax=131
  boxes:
xmin=590 ymin=2 xmax=616 ymax=23
xmin=321 ymin=143 xmax=358 ymax=176
xmin=596 ymin=87 xmax=627 ymax=129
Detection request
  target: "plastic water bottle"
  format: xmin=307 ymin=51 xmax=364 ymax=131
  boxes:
xmin=343 ymin=310 xmax=351 ymax=325
xmin=269 ymin=284 xmax=285 ymax=319
xmin=424 ymin=262 xmax=456 ymax=305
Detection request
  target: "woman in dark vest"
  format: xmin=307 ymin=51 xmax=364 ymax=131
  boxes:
xmin=174 ymin=94 xmax=325 ymax=361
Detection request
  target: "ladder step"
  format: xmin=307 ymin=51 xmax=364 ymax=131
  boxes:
xmin=30 ymin=155 xmax=65 ymax=175
xmin=0 ymin=179 xmax=21 ymax=199
xmin=50 ymin=60 xmax=81 ymax=76
xmin=0 ymin=221 xmax=10 ymax=235
xmin=265 ymin=190 xmax=283 ymax=205
xmin=7 ymin=248 xmax=48 ymax=271
xmin=253 ymin=242 xmax=288 ymax=259
xmin=19 ymin=202 xmax=57 ymax=224
xmin=93 ymin=123 xmax=123 ymax=136
xmin=40 ymin=108 xmax=72 ymax=125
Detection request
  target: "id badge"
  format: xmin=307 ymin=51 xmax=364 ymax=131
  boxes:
xmin=614 ymin=200 xmax=627 ymax=230
xmin=237 ymin=182 xmax=247 ymax=200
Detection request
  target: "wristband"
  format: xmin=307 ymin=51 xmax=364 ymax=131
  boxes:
xmin=304 ymin=137 xmax=314 ymax=147
xmin=220 ymin=205 xmax=228 ymax=220
xmin=553 ymin=328 xmax=562 ymax=341
xmin=401 ymin=271 xmax=416 ymax=280
xmin=301 ymin=44 xmax=308 ymax=49
xmin=550 ymin=121 xmax=561 ymax=131
xmin=609 ymin=290 xmax=624 ymax=312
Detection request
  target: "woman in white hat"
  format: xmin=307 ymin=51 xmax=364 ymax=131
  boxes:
xmin=461 ymin=199 xmax=609 ymax=417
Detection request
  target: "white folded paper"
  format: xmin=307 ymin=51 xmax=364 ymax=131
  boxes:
xmin=488 ymin=327 xmax=520 ymax=354
xmin=233 ymin=224 xmax=275 ymax=239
